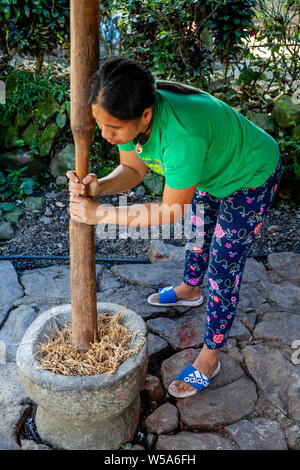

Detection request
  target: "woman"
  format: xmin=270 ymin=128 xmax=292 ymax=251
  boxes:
xmin=67 ymin=56 xmax=282 ymax=398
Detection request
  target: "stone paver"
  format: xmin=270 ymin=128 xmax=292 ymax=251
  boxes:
xmin=254 ymin=311 xmax=300 ymax=346
xmin=0 ymin=432 xmax=21 ymax=450
xmin=155 ymin=431 xmax=236 ymax=450
xmin=145 ymin=403 xmax=179 ymax=435
xmin=267 ymin=252 xmax=300 ymax=287
xmin=0 ymin=261 xmax=24 ymax=325
xmin=176 ymin=377 xmax=257 ymax=430
xmin=243 ymin=344 xmax=300 ymax=424
xmin=0 ymin=252 xmax=299 ymax=450
xmin=0 ymin=305 xmax=39 ymax=361
xmin=225 ymin=418 xmax=287 ymax=450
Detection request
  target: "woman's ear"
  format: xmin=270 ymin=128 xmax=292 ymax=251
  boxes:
xmin=143 ymin=105 xmax=154 ymax=124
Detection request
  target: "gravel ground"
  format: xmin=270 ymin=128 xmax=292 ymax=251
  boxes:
xmin=1 ymin=182 xmax=299 ymax=274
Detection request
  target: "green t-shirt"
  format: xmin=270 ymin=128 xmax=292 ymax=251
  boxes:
xmin=118 ymin=88 xmax=279 ymax=197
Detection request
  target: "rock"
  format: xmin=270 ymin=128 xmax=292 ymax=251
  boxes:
xmin=292 ymin=123 xmax=300 ymax=143
xmin=15 ymin=110 xmax=32 ymax=129
xmin=161 ymin=349 xmax=245 ymax=392
xmin=142 ymin=172 xmax=164 ymax=196
xmin=0 ymin=404 xmax=30 ymax=441
xmin=40 ymin=216 xmax=52 ymax=224
xmin=135 ymin=185 xmax=145 ymax=197
xmin=130 ymin=444 xmax=145 ymax=450
xmin=0 ymin=221 xmax=14 ymax=240
xmin=146 ymin=433 xmax=156 ymax=449
xmin=148 ymin=240 xmax=186 ymax=263
xmin=20 ymin=265 xmax=104 ymax=306
xmin=144 ymin=403 xmax=179 ymax=435
xmin=45 ymin=191 xmax=57 ymax=199
xmin=248 ymin=110 xmax=276 ymax=133
xmin=21 ymin=439 xmax=51 ymax=450
xmin=0 ymin=305 xmax=39 ymax=361
xmin=50 ymin=143 xmax=75 ymax=178
xmin=111 ymin=261 xmax=185 ymax=289
xmin=24 ymin=196 xmax=45 ymax=211
xmin=3 ymin=206 xmax=24 ymax=223
xmin=38 ymin=123 xmax=60 ymax=157
xmin=254 ymin=311 xmax=300 ymax=347
xmin=141 ymin=374 xmax=165 ymax=404
xmin=0 ymin=151 xmax=40 ymax=175
xmin=35 ymin=97 xmax=60 ymax=125
xmin=3 ymin=124 xmax=19 ymax=149
xmin=229 ymin=318 xmax=251 ymax=340
xmin=267 ymin=225 xmax=279 ymax=233
xmin=147 ymin=312 xmax=205 ymax=351
xmin=0 ymin=261 xmax=24 ymax=325
xmin=176 ymin=377 xmax=257 ymax=430
xmin=225 ymin=418 xmax=287 ymax=450
xmin=243 ymin=344 xmax=300 ymax=423
xmin=214 ymin=90 xmax=238 ymax=106
xmin=0 ymin=363 xmax=31 ymax=441
xmin=272 ymin=94 xmax=300 ymax=128
xmin=155 ymin=431 xmax=236 ymax=450
xmin=267 ymin=252 xmax=300 ymax=287
xmin=56 ymin=175 xmax=68 ymax=186
xmin=97 ymin=285 xmax=175 ymax=321
xmin=44 ymin=207 xmax=53 ymax=217
xmin=237 ymin=284 xmax=263 ymax=312
xmin=0 ymin=432 xmax=21 ymax=450
xmin=0 ymin=362 xmax=31 ymax=406
xmin=285 ymin=425 xmax=300 ymax=450
xmin=23 ymin=122 xmax=40 ymax=146
xmin=237 ymin=306 xmax=257 ymax=331
xmin=242 ymin=257 xmax=269 ymax=284
xmin=260 ymin=280 xmax=300 ymax=313
xmin=98 ymin=268 xmax=124 ymax=292
xmin=147 ymin=333 xmax=170 ymax=368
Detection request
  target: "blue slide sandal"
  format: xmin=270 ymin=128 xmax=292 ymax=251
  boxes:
xmin=168 ymin=361 xmax=221 ymax=398
xmin=147 ymin=285 xmax=204 ymax=307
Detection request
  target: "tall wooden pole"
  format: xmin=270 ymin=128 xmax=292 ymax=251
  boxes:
xmin=70 ymin=0 xmax=99 ymax=351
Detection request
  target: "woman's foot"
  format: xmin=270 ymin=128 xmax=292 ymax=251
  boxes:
xmin=169 ymin=346 xmax=219 ymax=396
xmin=148 ymin=281 xmax=201 ymax=305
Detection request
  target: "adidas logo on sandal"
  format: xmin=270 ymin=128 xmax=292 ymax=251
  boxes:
xmin=184 ymin=370 xmax=209 ymax=387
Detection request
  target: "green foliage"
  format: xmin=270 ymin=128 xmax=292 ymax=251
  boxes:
xmin=255 ymin=0 xmax=300 ymax=84
xmin=0 ymin=167 xmax=39 ymax=201
xmin=0 ymin=0 xmax=70 ymax=72
xmin=106 ymin=0 xmax=217 ymax=88
xmin=0 ymin=64 xmax=69 ymax=120
xmin=0 ymin=201 xmax=16 ymax=218
xmin=209 ymin=0 xmax=257 ymax=81
xmin=102 ymin=1 xmax=258 ymax=88
xmin=238 ymin=0 xmax=300 ymax=99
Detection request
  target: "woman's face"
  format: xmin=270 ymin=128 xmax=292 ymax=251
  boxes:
xmin=92 ymin=103 xmax=152 ymax=146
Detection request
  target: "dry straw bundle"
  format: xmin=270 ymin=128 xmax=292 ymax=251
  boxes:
xmin=35 ymin=306 xmax=145 ymax=377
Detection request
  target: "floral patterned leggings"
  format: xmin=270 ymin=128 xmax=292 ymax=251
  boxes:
xmin=183 ymin=155 xmax=282 ymax=349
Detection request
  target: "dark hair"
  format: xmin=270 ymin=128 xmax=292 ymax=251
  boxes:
xmin=89 ymin=56 xmax=200 ymax=121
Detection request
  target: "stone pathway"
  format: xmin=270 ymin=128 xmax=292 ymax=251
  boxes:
xmin=0 ymin=252 xmax=299 ymax=450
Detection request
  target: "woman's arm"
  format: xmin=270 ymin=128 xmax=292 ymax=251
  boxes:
xmin=96 ymin=149 xmax=148 ymax=195
xmin=96 ymin=183 xmax=198 ymax=227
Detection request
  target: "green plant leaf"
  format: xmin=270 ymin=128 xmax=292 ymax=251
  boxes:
xmin=56 ymin=112 xmax=67 ymax=129
xmin=19 ymin=178 xmax=35 ymax=196
xmin=0 ymin=203 xmax=16 ymax=212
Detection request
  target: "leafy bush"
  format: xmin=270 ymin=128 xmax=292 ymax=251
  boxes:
xmin=0 ymin=64 xmax=70 ymax=120
xmin=0 ymin=167 xmax=39 ymax=201
xmin=0 ymin=0 xmax=70 ymax=72
xmin=101 ymin=1 xmax=257 ymax=89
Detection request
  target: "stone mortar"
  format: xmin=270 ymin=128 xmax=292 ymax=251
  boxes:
xmin=16 ymin=302 xmax=148 ymax=450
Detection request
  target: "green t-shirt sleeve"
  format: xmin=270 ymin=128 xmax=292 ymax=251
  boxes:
xmin=163 ymin=137 xmax=206 ymax=189
xmin=117 ymin=140 xmax=136 ymax=151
